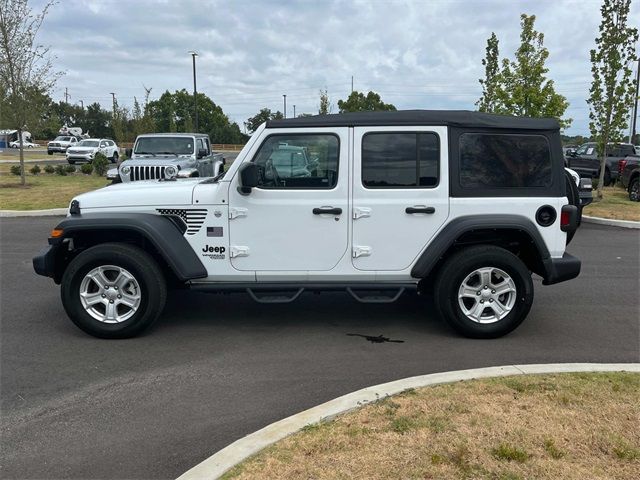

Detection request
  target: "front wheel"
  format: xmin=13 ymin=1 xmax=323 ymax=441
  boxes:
xmin=111 ymin=151 xmax=119 ymax=163
xmin=61 ymin=243 xmax=167 ymax=338
xmin=434 ymin=245 xmax=534 ymax=338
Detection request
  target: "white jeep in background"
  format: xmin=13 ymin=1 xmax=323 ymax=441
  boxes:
xmin=34 ymin=110 xmax=586 ymax=340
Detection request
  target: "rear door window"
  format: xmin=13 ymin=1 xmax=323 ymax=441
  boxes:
xmin=459 ymin=133 xmax=552 ymax=188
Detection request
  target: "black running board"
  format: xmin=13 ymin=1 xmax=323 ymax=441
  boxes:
xmin=189 ymin=282 xmax=417 ymax=304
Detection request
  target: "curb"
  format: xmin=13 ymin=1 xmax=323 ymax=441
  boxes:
xmin=0 ymin=208 xmax=67 ymax=217
xmin=177 ymin=363 xmax=640 ymax=480
xmin=582 ymin=215 xmax=640 ymax=229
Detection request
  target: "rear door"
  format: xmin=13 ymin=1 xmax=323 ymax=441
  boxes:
xmin=352 ymin=127 xmax=449 ymax=271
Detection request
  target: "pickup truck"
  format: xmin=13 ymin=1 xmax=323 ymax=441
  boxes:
xmin=566 ymin=142 xmax=636 ymax=186
xmin=107 ymin=133 xmax=224 ymax=183
xmin=618 ymin=155 xmax=640 ymax=202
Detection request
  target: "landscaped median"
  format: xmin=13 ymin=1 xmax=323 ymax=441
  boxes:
xmin=0 ymin=163 xmax=109 ymax=210
xmin=212 ymin=369 xmax=639 ymax=480
xmin=583 ymin=186 xmax=640 ymax=222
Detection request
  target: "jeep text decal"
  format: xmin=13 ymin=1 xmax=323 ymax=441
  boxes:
xmin=202 ymin=245 xmax=226 ymax=260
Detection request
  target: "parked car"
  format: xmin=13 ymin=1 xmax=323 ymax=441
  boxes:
xmin=48 ymin=135 xmax=80 ymax=155
xmin=618 ymin=155 xmax=640 ymax=201
xmin=34 ymin=110 xmax=584 ymax=340
xmin=66 ymin=138 xmax=119 ymax=164
xmin=566 ymin=142 xmax=636 ymax=185
xmin=9 ymin=140 xmax=39 ymax=148
xmin=107 ymin=133 xmax=224 ymax=183
xmin=563 ymin=145 xmax=577 ymax=158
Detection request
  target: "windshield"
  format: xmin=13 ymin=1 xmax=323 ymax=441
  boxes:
xmin=134 ymin=137 xmax=194 ymax=156
xmin=78 ymin=140 xmax=99 ymax=147
xmin=55 ymin=136 xmax=72 ymax=142
xmin=575 ymin=144 xmax=595 ymax=155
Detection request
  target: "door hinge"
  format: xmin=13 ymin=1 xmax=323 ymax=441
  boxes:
xmin=352 ymin=246 xmax=372 ymax=258
xmin=229 ymin=207 xmax=248 ymax=219
xmin=230 ymin=246 xmax=250 ymax=258
xmin=353 ymin=207 xmax=372 ymax=220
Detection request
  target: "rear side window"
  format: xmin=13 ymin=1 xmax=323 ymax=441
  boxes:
xmin=459 ymin=133 xmax=552 ymax=188
xmin=362 ymin=132 xmax=439 ymax=188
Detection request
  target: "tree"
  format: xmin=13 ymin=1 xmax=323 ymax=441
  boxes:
xmin=319 ymin=88 xmax=331 ymax=114
xmin=587 ymin=0 xmax=638 ymax=199
xmin=337 ymin=90 xmax=396 ymax=113
xmin=476 ymin=33 xmax=502 ymax=113
xmin=0 ymin=0 xmax=61 ymax=185
xmin=477 ymin=15 xmax=570 ymax=129
xmin=245 ymin=108 xmax=283 ymax=134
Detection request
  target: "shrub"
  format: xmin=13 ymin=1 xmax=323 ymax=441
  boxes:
xmin=92 ymin=152 xmax=109 ymax=176
xmin=65 ymin=164 xmax=76 ymax=174
xmin=43 ymin=164 xmax=55 ymax=174
xmin=54 ymin=164 xmax=67 ymax=176
xmin=29 ymin=164 xmax=41 ymax=175
xmin=80 ymin=163 xmax=93 ymax=175
xmin=10 ymin=165 xmax=22 ymax=176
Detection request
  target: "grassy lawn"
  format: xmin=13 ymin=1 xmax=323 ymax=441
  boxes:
xmin=584 ymin=186 xmax=640 ymax=221
xmin=0 ymin=150 xmax=53 ymax=162
xmin=224 ymin=373 xmax=640 ymax=480
xmin=0 ymin=166 xmax=109 ymax=210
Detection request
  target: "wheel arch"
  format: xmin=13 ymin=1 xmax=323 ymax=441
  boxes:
xmin=412 ymin=215 xmax=551 ymax=284
xmin=49 ymin=213 xmax=207 ymax=284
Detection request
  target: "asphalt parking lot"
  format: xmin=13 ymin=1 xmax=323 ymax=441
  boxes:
xmin=1 ymin=219 xmax=638 ymax=479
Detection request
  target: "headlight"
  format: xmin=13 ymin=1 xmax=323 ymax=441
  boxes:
xmin=164 ymin=165 xmax=178 ymax=178
xmin=120 ymin=165 xmax=131 ymax=175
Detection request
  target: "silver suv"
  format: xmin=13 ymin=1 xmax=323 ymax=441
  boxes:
xmin=109 ymin=133 xmax=224 ymax=182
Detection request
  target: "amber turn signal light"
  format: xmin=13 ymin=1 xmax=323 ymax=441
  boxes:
xmin=50 ymin=228 xmax=64 ymax=238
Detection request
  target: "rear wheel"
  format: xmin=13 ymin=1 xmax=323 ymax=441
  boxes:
xmin=629 ymin=177 xmax=640 ymax=202
xmin=111 ymin=151 xmax=119 ymax=163
xmin=603 ymin=168 xmax=612 ymax=186
xmin=434 ymin=245 xmax=534 ymax=339
xmin=61 ymin=243 xmax=167 ymax=338
xmin=68 ymin=160 xmax=75 ymax=165
xmin=47 ymin=151 xmax=53 ymax=155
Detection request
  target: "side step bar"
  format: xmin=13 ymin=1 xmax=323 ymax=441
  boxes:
xmin=190 ymin=282 xmax=418 ymax=304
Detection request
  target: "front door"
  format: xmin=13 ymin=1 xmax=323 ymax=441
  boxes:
xmin=228 ymin=129 xmax=349 ymax=273
xmin=352 ymin=127 xmax=449 ymax=271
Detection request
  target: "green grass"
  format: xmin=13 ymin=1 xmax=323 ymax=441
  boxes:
xmin=492 ymin=443 xmax=530 ymax=463
xmin=584 ymin=185 xmax=640 ymax=221
xmin=0 ymin=170 xmax=109 ymax=210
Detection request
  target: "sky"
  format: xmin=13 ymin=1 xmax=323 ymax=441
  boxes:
xmin=35 ymin=0 xmax=639 ymax=136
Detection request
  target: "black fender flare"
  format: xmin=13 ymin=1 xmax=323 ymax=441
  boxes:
xmin=410 ymin=214 xmax=551 ymax=279
xmin=52 ymin=213 xmax=207 ymax=282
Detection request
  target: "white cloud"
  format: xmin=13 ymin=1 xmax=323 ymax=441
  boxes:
xmin=35 ymin=0 xmax=639 ymax=134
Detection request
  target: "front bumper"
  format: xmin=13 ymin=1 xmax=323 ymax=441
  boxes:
xmin=33 ymin=244 xmax=59 ymax=279
xmin=542 ymin=253 xmax=581 ymax=285
xmin=48 ymin=146 xmax=67 ymax=153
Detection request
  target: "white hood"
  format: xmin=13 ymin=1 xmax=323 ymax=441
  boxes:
xmin=74 ymin=178 xmax=211 ymax=209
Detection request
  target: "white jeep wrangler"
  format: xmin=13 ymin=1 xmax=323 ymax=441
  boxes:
xmin=33 ymin=110 xmax=584 ymax=339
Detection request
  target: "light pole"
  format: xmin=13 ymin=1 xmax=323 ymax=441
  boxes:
xmin=293 ymin=104 xmax=296 ymax=118
xmin=283 ymin=94 xmax=287 ymax=119
xmin=189 ymin=51 xmax=199 ymax=131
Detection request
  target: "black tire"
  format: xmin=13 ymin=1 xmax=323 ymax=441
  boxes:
xmin=110 ymin=176 xmax=122 ymax=185
xmin=68 ymin=160 xmax=75 ymax=165
xmin=61 ymin=243 xmax=167 ymax=339
xmin=434 ymin=245 xmax=534 ymax=339
xmin=629 ymin=177 xmax=640 ymax=202
xmin=603 ymin=168 xmax=612 ymax=187
xmin=111 ymin=151 xmax=119 ymax=163
xmin=564 ymin=171 xmax=580 ymax=244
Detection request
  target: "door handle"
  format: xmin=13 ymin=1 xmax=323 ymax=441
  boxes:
xmin=313 ymin=207 xmax=342 ymax=215
xmin=405 ymin=206 xmax=435 ymax=214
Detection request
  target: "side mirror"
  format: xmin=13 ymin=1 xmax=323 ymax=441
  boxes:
xmin=197 ymin=148 xmax=207 ymax=159
xmin=125 ymin=148 xmax=133 ymax=158
xmin=237 ymin=163 xmax=259 ymax=195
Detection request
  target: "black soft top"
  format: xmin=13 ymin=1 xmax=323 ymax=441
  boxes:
xmin=266 ymin=110 xmax=559 ymax=131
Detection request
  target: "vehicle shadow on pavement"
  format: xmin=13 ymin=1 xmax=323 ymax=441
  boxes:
xmin=156 ymin=289 xmax=453 ymax=338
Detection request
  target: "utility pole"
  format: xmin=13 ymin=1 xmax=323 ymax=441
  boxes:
xmin=79 ymin=100 xmax=84 ymax=109
xmin=109 ymin=92 xmax=116 ymax=110
xmin=631 ymin=59 xmax=639 ymax=142
xmin=189 ymin=51 xmax=199 ymax=132
xmin=283 ymin=94 xmax=287 ymax=118
xmin=293 ymin=104 xmax=296 ymax=117
xmin=64 ymin=87 xmax=70 ymax=103
xmin=351 ymin=76 xmax=354 ymax=93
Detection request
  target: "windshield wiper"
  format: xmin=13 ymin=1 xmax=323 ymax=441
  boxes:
xmin=134 ymin=151 xmax=153 ymax=155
